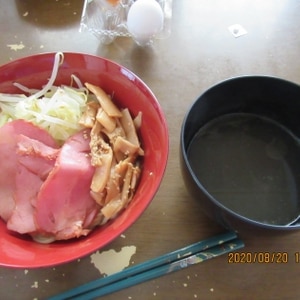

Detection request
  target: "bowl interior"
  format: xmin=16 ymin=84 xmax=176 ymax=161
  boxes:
xmin=181 ymin=76 xmax=300 ymax=229
xmin=0 ymin=52 xmax=169 ymax=268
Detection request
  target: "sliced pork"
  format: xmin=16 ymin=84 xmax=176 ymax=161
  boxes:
xmin=7 ymin=164 xmax=45 ymax=234
xmin=16 ymin=134 xmax=59 ymax=180
xmin=7 ymin=134 xmax=59 ymax=234
xmin=0 ymin=120 xmax=101 ymax=242
xmin=0 ymin=120 xmax=59 ymax=225
xmin=34 ymin=129 xmax=100 ymax=241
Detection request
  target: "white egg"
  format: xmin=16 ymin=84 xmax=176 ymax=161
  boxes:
xmin=127 ymin=0 xmax=164 ymax=45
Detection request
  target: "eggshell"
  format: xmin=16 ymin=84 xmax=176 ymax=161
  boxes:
xmin=127 ymin=0 xmax=164 ymax=45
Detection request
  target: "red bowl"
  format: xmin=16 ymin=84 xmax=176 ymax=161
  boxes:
xmin=0 ymin=52 xmax=169 ymax=268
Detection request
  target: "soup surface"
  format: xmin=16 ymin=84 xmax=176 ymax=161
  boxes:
xmin=187 ymin=113 xmax=300 ymax=225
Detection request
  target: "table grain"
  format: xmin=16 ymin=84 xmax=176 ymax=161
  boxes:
xmin=1 ymin=1 xmax=300 ymax=299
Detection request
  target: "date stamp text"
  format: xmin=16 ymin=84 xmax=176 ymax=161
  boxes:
xmin=227 ymin=252 xmax=296 ymax=264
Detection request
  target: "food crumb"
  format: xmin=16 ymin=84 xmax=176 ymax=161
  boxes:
xmin=23 ymin=11 xmax=29 ymax=17
xmin=128 ymin=297 xmax=132 ymax=299
xmin=194 ymin=294 xmax=198 ymax=298
xmin=183 ymin=283 xmax=188 ymax=287
xmin=210 ymin=288 xmax=214 ymax=292
xmin=187 ymin=275 xmax=190 ymax=280
xmin=153 ymin=292 xmax=157 ymax=296
xmin=121 ymin=234 xmax=126 ymax=238
xmin=31 ymin=281 xmax=39 ymax=288
xmin=45 ymin=279 xmax=50 ymax=283
xmin=24 ymin=269 xmax=29 ymax=275
xmin=7 ymin=43 xmax=25 ymax=51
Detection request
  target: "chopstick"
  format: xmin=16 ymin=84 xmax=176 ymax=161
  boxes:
xmin=49 ymin=231 xmax=243 ymax=300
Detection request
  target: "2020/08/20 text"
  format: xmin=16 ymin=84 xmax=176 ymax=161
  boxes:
xmin=227 ymin=252 xmax=298 ymax=263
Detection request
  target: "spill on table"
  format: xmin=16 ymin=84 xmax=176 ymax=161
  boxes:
xmin=7 ymin=42 xmax=25 ymax=51
xmin=31 ymin=281 xmax=39 ymax=289
xmin=90 ymin=245 xmax=137 ymax=276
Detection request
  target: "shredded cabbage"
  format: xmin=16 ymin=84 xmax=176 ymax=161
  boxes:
xmin=0 ymin=52 xmax=89 ymax=144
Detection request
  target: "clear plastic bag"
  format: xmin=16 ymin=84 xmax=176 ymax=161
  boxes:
xmin=80 ymin=0 xmax=173 ymax=45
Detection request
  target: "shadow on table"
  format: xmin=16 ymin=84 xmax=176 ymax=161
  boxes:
xmin=14 ymin=0 xmax=84 ymax=28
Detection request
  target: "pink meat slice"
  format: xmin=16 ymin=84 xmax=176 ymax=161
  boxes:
xmin=0 ymin=120 xmax=59 ymax=224
xmin=7 ymin=164 xmax=45 ymax=234
xmin=7 ymin=135 xmax=59 ymax=234
xmin=16 ymin=134 xmax=59 ymax=180
xmin=35 ymin=129 xmax=99 ymax=241
xmin=0 ymin=125 xmax=18 ymax=222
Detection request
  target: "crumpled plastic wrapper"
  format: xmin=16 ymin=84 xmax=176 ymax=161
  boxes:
xmin=80 ymin=0 xmax=172 ymax=44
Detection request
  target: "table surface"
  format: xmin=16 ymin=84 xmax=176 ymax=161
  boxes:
xmin=1 ymin=1 xmax=300 ymax=299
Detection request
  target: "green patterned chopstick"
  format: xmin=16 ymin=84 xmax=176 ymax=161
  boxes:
xmin=49 ymin=231 xmax=243 ymax=300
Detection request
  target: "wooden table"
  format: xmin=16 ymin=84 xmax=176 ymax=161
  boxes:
xmin=1 ymin=1 xmax=300 ymax=299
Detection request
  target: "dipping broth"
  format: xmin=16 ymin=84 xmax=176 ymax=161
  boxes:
xmin=187 ymin=113 xmax=300 ymax=225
